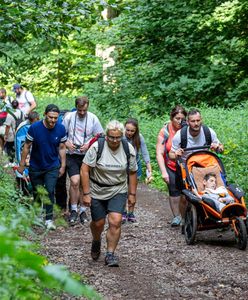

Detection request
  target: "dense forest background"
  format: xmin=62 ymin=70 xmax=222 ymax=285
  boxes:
xmin=1 ymin=0 xmax=248 ymax=117
xmin=1 ymin=2 xmax=248 ymax=298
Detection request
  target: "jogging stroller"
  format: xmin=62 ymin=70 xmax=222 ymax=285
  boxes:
xmin=178 ymin=146 xmax=247 ymax=250
xmin=14 ymin=122 xmax=32 ymax=195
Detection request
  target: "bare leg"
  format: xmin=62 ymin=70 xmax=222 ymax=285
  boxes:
xmin=69 ymin=174 xmax=80 ymax=206
xmin=169 ymin=196 xmax=181 ymax=217
xmin=90 ymin=218 xmax=105 ymax=241
xmin=106 ymin=212 xmax=122 ymax=252
xmin=179 ymin=195 xmax=187 ymax=219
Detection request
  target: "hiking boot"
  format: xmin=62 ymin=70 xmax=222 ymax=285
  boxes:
xmin=127 ymin=212 xmax=137 ymax=223
xmin=91 ymin=240 xmax=101 ymax=261
xmin=122 ymin=211 xmax=127 ymax=224
xmin=105 ymin=252 xmax=119 ymax=267
xmin=171 ymin=215 xmax=181 ymax=227
xmin=68 ymin=210 xmax=78 ymax=225
xmin=45 ymin=220 xmax=56 ymax=231
xmin=79 ymin=211 xmax=88 ymax=224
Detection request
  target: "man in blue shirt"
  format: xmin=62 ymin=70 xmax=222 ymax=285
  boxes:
xmin=18 ymin=104 xmax=67 ymax=230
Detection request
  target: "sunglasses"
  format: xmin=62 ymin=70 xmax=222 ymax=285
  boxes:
xmin=107 ymin=135 xmax=122 ymax=142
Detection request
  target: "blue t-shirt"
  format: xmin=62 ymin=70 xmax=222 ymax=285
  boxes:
xmin=26 ymin=120 xmax=67 ymax=170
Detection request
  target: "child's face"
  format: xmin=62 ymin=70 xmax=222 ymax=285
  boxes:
xmin=204 ymin=176 xmax=217 ymax=189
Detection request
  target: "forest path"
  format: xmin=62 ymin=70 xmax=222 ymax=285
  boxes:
xmin=41 ymin=184 xmax=248 ymax=300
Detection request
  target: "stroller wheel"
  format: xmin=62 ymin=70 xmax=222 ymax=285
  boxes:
xmin=234 ymin=217 xmax=247 ymax=250
xmin=184 ymin=203 xmax=197 ymax=245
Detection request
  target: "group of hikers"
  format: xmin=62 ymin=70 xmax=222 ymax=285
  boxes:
xmin=0 ymin=84 xmax=38 ymax=161
xmin=0 ymin=84 xmax=225 ymax=267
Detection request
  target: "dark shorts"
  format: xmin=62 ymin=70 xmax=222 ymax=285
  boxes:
xmin=66 ymin=154 xmax=85 ymax=177
xmin=166 ymin=166 xmax=181 ymax=197
xmin=91 ymin=193 xmax=127 ymax=221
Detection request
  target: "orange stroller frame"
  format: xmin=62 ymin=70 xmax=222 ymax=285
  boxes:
xmin=178 ymin=146 xmax=247 ymax=250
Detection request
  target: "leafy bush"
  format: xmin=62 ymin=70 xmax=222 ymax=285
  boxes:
xmin=0 ymin=158 xmax=101 ymax=299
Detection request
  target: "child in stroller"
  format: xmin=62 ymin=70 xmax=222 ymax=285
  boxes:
xmin=201 ymin=172 xmax=234 ymax=212
xmin=178 ymin=146 xmax=247 ymax=250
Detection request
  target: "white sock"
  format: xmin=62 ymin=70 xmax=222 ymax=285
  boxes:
xmin=71 ymin=204 xmax=77 ymax=212
xmin=79 ymin=206 xmax=86 ymax=214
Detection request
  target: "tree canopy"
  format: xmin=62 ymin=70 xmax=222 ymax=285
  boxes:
xmin=1 ymin=0 xmax=248 ymax=115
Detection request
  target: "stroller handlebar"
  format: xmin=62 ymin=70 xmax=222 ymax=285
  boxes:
xmin=182 ymin=145 xmax=210 ymax=152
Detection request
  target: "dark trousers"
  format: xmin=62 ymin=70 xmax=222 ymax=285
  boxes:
xmin=4 ymin=141 xmax=15 ymax=162
xmin=29 ymin=166 xmax=60 ymax=220
xmin=55 ymin=170 xmax=67 ymax=210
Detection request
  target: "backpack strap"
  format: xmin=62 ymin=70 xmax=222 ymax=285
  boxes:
xmin=24 ymin=91 xmax=31 ymax=105
xmin=180 ymin=125 xmax=188 ymax=149
xmin=121 ymin=138 xmax=131 ymax=173
xmin=96 ymin=136 xmax=105 ymax=161
xmin=96 ymin=136 xmax=131 ymax=169
xmin=202 ymin=125 xmax=212 ymax=145
xmin=162 ymin=123 xmax=169 ymax=145
xmin=180 ymin=124 xmax=212 ymax=148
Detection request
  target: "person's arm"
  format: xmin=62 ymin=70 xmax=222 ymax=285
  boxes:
xmin=128 ymin=170 xmax=138 ymax=207
xmin=168 ymin=130 xmax=184 ymax=160
xmin=63 ymin=113 xmax=77 ymax=151
xmin=17 ymin=140 xmax=32 ymax=174
xmin=209 ymin=128 xmax=224 ymax=153
xmin=3 ymin=114 xmax=13 ymax=143
xmin=139 ymin=134 xmax=152 ymax=178
xmin=26 ymin=91 xmax=36 ymax=114
xmin=4 ymin=125 xmax=10 ymax=143
xmin=80 ymin=163 xmax=92 ymax=207
xmin=156 ymin=130 xmax=169 ymax=183
xmin=58 ymin=142 xmax=66 ymax=177
xmin=28 ymin=101 xmax=36 ymax=114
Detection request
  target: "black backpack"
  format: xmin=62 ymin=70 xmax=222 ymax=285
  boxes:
xmin=97 ymin=136 xmax=131 ymax=169
xmin=180 ymin=125 xmax=212 ymax=149
xmin=13 ymin=111 xmax=24 ymax=130
xmin=89 ymin=136 xmax=131 ymax=188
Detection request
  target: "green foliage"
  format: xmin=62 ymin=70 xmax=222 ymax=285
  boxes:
xmin=0 ymin=0 xmax=104 ymax=93
xmin=0 ymin=158 xmax=101 ymax=299
xmin=86 ymin=0 xmax=248 ymax=116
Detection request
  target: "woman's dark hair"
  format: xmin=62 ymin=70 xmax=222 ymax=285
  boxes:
xmin=75 ymin=96 xmax=89 ymax=107
xmin=125 ymin=118 xmax=141 ymax=151
xmin=170 ymin=105 xmax=187 ymax=121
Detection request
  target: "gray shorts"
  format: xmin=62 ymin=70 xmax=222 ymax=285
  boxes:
xmin=91 ymin=193 xmax=127 ymax=221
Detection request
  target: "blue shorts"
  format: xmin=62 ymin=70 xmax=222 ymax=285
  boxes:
xmin=90 ymin=193 xmax=127 ymax=221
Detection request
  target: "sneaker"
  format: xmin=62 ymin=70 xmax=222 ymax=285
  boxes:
xmin=127 ymin=212 xmax=137 ymax=223
xmin=171 ymin=215 xmax=181 ymax=227
xmin=45 ymin=220 xmax=56 ymax=230
xmin=122 ymin=211 xmax=127 ymax=224
xmin=91 ymin=240 xmax=101 ymax=261
xmin=105 ymin=252 xmax=119 ymax=267
xmin=68 ymin=210 xmax=78 ymax=225
xmin=79 ymin=211 xmax=88 ymax=224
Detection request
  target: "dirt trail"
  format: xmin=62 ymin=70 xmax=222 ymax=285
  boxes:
xmin=41 ymin=184 xmax=248 ymax=300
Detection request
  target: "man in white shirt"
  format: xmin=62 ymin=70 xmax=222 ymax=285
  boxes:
xmin=169 ymin=108 xmax=223 ymax=161
xmin=62 ymin=96 xmax=104 ymax=225
xmin=12 ymin=84 xmax=37 ymax=117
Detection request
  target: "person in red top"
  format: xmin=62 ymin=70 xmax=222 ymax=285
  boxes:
xmin=156 ymin=105 xmax=187 ymax=226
